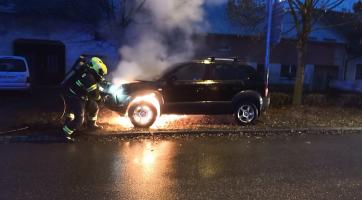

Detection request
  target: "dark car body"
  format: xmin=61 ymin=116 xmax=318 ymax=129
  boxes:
xmin=103 ymin=58 xmax=270 ymax=118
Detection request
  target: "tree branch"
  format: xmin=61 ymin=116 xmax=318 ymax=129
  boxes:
xmin=288 ymin=0 xmax=302 ymax=34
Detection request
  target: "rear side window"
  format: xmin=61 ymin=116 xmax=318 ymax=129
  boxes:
xmin=211 ymin=64 xmax=257 ymax=80
xmin=169 ymin=63 xmax=206 ymax=81
xmin=0 ymin=59 xmax=26 ymax=72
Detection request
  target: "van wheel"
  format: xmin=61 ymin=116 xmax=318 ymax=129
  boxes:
xmin=234 ymin=102 xmax=258 ymax=125
xmin=128 ymin=101 xmax=158 ymax=128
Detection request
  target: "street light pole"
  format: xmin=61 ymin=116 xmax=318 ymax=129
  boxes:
xmin=264 ymin=0 xmax=274 ymax=95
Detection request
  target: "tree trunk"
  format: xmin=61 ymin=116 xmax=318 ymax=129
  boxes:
xmin=292 ymin=42 xmax=306 ymax=106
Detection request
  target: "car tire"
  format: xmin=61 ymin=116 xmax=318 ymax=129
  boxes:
xmin=234 ymin=102 xmax=258 ymax=125
xmin=128 ymin=101 xmax=158 ymax=128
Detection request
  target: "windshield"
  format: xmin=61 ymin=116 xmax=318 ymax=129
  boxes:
xmin=0 ymin=58 xmax=26 ymax=72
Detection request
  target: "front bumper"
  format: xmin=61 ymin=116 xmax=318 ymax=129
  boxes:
xmin=99 ymin=82 xmax=131 ymax=114
xmin=103 ymin=94 xmax=130 ymax=115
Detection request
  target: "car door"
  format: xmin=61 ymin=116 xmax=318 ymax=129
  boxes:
xmin=203 ymin=63 xmax=253 ymax=114
xmin=161 ymin=63 xmax=208 ymax=114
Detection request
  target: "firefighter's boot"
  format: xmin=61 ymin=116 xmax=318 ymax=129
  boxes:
xmin=62 ymin=125 xmax=75 ymax=142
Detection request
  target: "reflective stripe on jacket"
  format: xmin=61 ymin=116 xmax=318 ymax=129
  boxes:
xmin=66 ymin=70 xmax=101 ymax=101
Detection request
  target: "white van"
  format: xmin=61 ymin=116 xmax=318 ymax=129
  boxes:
xmin=0 ymin=56 xmax=31 ymax=90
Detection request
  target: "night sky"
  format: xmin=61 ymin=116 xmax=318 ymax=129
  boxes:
xmin=338 ymin=0 xmax=358 ymax=11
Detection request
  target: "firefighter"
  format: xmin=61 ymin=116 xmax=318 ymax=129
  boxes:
xmin=62 ymin=57 xmax=107 ymax=141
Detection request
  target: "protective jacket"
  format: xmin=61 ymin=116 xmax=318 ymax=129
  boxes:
xmin=65 ymin=69 xmax=101 ymax=101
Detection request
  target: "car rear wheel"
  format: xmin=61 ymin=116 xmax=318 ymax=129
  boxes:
xmin=234 ymin=102 xmax=258 ymax=125
xmin=128 ymin=101 xmax=158 ymax=128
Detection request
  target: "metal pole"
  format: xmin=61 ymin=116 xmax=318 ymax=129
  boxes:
xmin=265 ymin=0 xmax=274 ymax=93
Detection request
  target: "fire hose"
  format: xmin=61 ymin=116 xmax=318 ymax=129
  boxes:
xmin=0 ymin=93 xmax=109 ymax=135
xmin=59 ymin=93 xmax=67 ymax=120
xmin=0 ymin=93 xmax=67 ymax=135
xmin=0 ymin=126 xmax=30 ymax=135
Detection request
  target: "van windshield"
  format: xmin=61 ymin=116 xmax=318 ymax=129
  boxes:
xmin=0 ymin=58 xmax=26 ymax=72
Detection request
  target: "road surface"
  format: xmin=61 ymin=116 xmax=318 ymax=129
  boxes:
xmin=1 ymin=134 xmax=362 ymax=199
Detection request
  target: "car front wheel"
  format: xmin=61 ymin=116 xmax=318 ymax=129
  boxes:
xmin=234 ymin=102 xmax=258 ymax=125
xmin=128 ymin=101 xmax=158 ymax=128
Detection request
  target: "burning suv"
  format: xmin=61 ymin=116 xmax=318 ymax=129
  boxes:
xmin=101 ymin=57 xmax=270 ymax=128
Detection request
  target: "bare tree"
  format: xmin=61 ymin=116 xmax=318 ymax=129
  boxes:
xmin=288 ymin=0 xmax=344 ymax=106
xmin=227 ymin=0 xmax=346 ymax=105
xmin=118 ymin=0 xmax=147 ymax=28
xmin=227 ymin=0 xmax=266 ymax=28
xmin=95 ymin=0 xmax=116 ymax=20
xmin=354 ymin=0 xmax=362 ymax=14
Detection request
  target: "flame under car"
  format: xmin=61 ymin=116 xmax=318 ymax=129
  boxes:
xmin=101 ymin=58 xmax=270 ymax=128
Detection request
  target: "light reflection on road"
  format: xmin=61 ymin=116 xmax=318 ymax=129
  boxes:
xmin=112 ymin=140 xmax=176 ymax=199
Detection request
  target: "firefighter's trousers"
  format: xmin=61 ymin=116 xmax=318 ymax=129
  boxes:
xmin=62 ymin=96 xmax=99 ymax=136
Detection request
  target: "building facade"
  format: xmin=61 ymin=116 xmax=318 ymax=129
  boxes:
xmin=1 ymin=1 xmax=361 ymax=92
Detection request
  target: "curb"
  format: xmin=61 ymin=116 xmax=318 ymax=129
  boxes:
xmin=99 ymin=127 xmax=362 ymax=139
xmin=1 ymin=127 xmax=362 ymax=143
xmin=107 ymin=127 xmax=362 ymax=135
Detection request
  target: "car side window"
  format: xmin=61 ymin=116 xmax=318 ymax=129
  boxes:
xmin=211 ymin=64 xmax=257 ymax=80
xmin=0 ymin=59 xmax=26 ymax=72
xmin=169 ymin=64 xmax=205 ymax=81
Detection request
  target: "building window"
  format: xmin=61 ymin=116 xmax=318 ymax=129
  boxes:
xmin=323 ymin=38 xmax=337 ymax=42
xmin=280 ymin=64 xmax=297 ymax=79
xmin=356 ymin=64 xmax=362 ymax=80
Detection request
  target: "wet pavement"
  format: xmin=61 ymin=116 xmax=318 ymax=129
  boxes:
xmin=1 ymin=134 xmax=362 ymax=199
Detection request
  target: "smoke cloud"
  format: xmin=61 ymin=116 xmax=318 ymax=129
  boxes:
xmin=112 ymin=0 xmax=225 ymax=85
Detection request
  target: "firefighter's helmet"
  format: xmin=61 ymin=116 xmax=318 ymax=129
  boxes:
xmin=88 ymin=57 xmax=108 ymax=78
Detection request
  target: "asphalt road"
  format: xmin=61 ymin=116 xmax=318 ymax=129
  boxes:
xmin=1 ymin=134 xmax=362 ymax=200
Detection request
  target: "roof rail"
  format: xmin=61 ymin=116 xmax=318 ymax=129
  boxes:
xmin=208 ymin=56 xmax=215 ymax=62
xmin=206 ymin=57 xmax=238 ymax=62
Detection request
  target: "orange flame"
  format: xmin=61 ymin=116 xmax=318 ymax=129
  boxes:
xmin=111 ymin=114 xmax=187 ymax=129
xmin=150 ymin=114 xmax=187 ymax=129
xmin=103 ymin=92 xmax=186 ymax=129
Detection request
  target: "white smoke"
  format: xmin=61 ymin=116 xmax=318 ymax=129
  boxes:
xmin=112 ymin=0 xmax=225 ymax=85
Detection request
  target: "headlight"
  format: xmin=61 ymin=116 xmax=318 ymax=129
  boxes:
xmin=107 ymin=84 xmax=129 ymax=105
